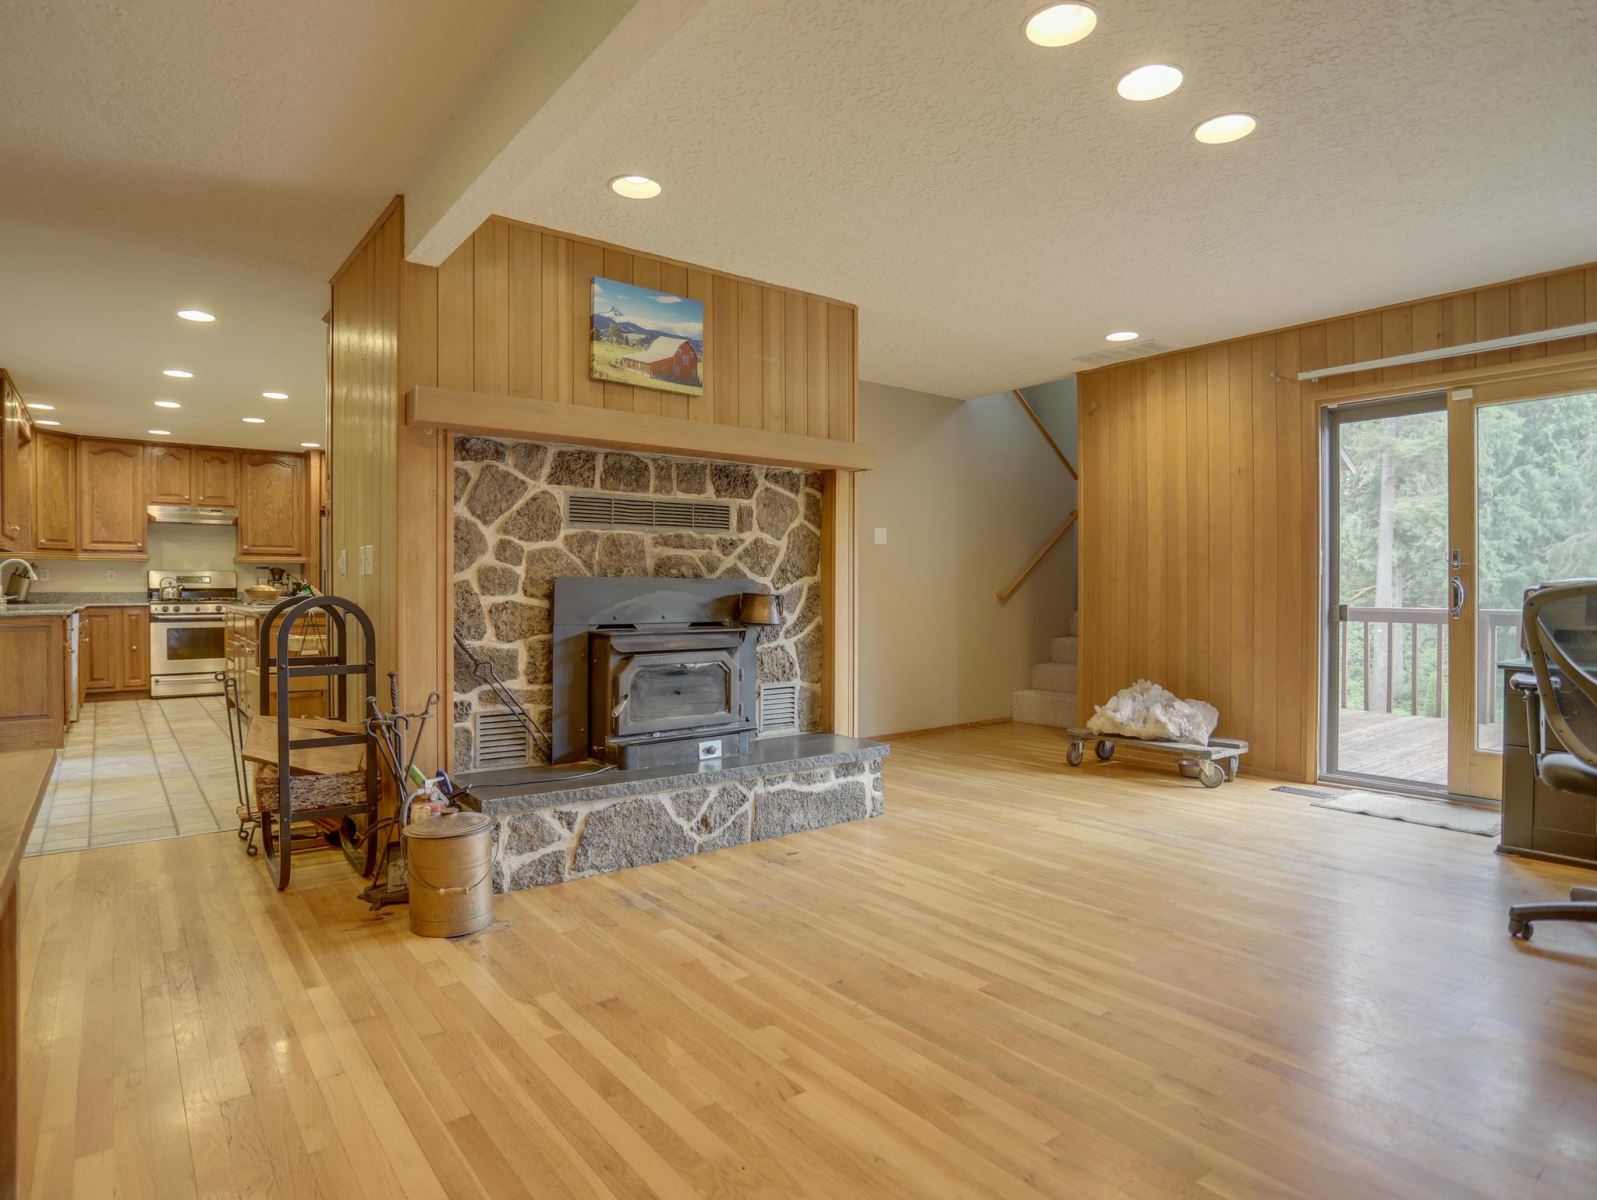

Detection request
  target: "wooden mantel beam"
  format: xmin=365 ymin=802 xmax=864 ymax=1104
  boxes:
xmin=406 ymin=386 xmax=875 ymax=472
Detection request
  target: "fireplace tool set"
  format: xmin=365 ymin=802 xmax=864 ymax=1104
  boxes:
xmin=358 ymin=672 xmax=441 ymax=909
xmin=453 ymin=633 xmax=613 ymax=783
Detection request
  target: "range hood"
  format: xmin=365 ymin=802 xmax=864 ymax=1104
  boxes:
xmin=146 ymin=504 xmax=239 ymax=526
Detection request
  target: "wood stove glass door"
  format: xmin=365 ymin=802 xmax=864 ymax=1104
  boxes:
xmin=615 ymin=652 xmax=736 ymax=736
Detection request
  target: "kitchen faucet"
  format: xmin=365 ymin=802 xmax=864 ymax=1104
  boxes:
xmin=0 ymin=557 xmax=38 ymax=606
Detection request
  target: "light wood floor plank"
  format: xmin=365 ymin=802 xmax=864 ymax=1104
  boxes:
xmin=15 ymin=722 xmax=1597 ymax=1198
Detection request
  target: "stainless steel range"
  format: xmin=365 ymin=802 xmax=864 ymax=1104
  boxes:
xmin=147 ymin=569 xmax=237 ymax=697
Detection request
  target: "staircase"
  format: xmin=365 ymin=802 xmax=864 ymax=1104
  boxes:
xmin=1011 ymin=612 xmax=1079 ymax=728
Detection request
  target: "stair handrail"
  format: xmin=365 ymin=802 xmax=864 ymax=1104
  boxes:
xmin=1012 ymin=388 xmax=1078 ymax=480
xmin=996 ymin=509 xmax=1079 ymax=604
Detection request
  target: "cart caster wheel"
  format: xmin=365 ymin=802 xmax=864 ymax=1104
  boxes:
xmin=1177 ymin=759 xmax=1200 ymax=779
xmin=237 ymin=828 xmax=249 ymax=840
xmin=1509 ymin=917 xmax=1532 ymax=940
xmin=1197 ymin=762 xmax=1224 ymax=789
xmin=246 ymin=844 xmax=259 ymax=857
xmin=1066 ymin=741 xmax=1084 ymax=767
xmin=1095 ymin=740 xmax=1115 ymax=761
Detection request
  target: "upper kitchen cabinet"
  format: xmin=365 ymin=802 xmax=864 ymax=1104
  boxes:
xmin=77 ymin=437 xmax=147 ymax=555
xmin=33 ymin=430 xmax=77 ymax=552
xmin=146 ymin=443 xmax=194 ymax=504
xmin=194 ymin=448 xmax=237 ymax=506
xmin=0 ymin=370 xmax=30 ymax=551
xmin=237 ymin=451 xmax=306 ymax=561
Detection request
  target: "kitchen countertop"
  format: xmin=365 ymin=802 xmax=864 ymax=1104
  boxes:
xmin=0 ymin=590 xmax=148 ymax=617
xmin=0 ymin=750 xmax=53 ymax=893
xmin=0 ymin=604 xmax=84 ymax=618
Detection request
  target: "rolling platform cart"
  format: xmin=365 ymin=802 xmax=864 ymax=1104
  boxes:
xmin=1064 ymin=727 xmax=1249 ymax=788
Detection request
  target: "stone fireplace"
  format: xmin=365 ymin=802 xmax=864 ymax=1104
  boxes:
xmin=451 ymin=437 xmax=826 ymax=768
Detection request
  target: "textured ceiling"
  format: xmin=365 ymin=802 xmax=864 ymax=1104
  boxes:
xmin=491 ymin=0 xmax=1597 ymax=398
xmin=0 ymin=0 xmax=534 ymax=274
xmin=0 ymin=218 xmax=326 ymax=450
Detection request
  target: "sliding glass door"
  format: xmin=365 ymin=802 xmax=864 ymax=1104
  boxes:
xmin=1322 ymin=368 xmax=1597 ymax=799
xmin=1324 ymin=396 xmax=1451 ymax=791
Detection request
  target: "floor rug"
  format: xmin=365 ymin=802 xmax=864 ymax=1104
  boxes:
xmin=1309 ymin=789 xmax=1500 ymax=837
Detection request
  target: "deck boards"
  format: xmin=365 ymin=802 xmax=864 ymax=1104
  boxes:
xmin=15 ymin=721 xmax=1597 ymax=1198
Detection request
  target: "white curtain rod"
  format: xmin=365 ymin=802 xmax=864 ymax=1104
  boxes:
xmin=1296 ymin=320 xmax=1597 ymax=382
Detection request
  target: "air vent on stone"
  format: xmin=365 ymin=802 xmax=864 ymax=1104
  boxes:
xmin=473 ymin=710 xmax=530 ymax=769
xmin=757 ymin=683 xmax=800 ymax=737
xmin=566 ymin=491 xmax=733 ymax=533
xmin=1071 ymin=338 xmax=1173 ymax=368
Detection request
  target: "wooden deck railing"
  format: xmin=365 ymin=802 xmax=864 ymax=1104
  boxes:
xmin=1337 ymin=604 xmax=1520 ymax=720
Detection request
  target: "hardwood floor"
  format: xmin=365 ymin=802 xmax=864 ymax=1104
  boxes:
xmin=16 ymin=721 xmax=1597 ymax=1198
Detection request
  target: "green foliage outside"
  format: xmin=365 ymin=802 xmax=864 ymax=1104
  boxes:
xmin=1337 ymin=392 xmax=1597 ymax=719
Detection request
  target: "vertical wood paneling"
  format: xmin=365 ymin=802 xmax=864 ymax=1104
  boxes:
xmin=506 ymin=226 xmax=541 ymax=398
xmin=415 ymin=216 xmax=857 ymax=439
xmin=1509 ymin=279 xmax=1547 ymax=362
xmin=1079 ymin=261 xmax=1597 ymax=779
xmin=472 ymin=221 xmax=509 ymax=394
xmin=436 ymin=242 xmax=475 ymax=390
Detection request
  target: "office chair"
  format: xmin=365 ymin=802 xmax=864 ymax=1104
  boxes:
xmin=1508 ymin=580 xmax=1597 ymax=939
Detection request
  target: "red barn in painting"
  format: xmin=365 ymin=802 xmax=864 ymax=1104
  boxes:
xmin=620 ymin=336 xmax=699 ymax=384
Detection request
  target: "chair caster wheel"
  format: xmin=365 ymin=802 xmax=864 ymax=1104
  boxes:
xmin=1508 ymin=918 xmax=1532 ymax=939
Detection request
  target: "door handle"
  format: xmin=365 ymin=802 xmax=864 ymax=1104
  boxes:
xmin=1449 ymin=576 xmax=1466 ymax=619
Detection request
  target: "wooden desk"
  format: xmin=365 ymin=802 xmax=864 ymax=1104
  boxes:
xmin=0 ymin=749 xmax=52 ymax=1193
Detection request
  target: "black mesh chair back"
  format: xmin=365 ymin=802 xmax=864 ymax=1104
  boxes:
xmin=1523 ymin=581 xmax=1597 ymax=771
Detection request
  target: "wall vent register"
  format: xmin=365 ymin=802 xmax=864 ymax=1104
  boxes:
xmin=1072 ymin=338 xmax=1173 ymax=369
xmin=757 ymin=682 xmax=800 ymax=736
xmin=474 ymin=710 xmax=532 ymax=768
xmin=566 ymin=491 xmax=733 ymax=533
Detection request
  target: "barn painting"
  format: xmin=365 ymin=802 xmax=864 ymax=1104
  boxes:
xmin=590 ymin=276 xmax=704 ymax=396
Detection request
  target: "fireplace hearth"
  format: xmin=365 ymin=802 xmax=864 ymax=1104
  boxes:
xmin=553 ymin=578 xmax=772 ymax=770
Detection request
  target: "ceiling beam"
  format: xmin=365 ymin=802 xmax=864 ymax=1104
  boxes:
xmin=404 ymin=0 xmax=708 ymax=267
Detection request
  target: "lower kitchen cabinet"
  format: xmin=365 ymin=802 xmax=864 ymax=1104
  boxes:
xmin=0 ymin=616 xmax=67 ymax=750
xmin=83 ymin=606 xmax=150 ymax=697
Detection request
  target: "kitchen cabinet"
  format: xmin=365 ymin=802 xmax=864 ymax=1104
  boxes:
xmin=32 ymin=431 xmax=77 ymax=552
xmin=83 ymin=606 xmax=149 ymax=696
xmin=77 ymin=439 xmax=146 ymax=555
xmin=194 ymin=448 xmax=237 ymax=506
xmin=146 ymin=444 xmax=194 ymax=504
xmin=238 ymin=452 xmax=307 ymax=561
xmin=0 ymin=616 xmax=67 ymax=750
xmin=0 ymin=371 xmax=28 ymax=552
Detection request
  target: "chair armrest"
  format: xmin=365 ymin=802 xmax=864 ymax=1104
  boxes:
xmin=1511 ymin=672 xmax=1544 ymax=758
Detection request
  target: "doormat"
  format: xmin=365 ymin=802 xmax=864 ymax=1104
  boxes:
xmin=1309 ymin=789 xmax=1500 ymax=837
xmin=1271 ymin=785 xmax=1337 ymax=800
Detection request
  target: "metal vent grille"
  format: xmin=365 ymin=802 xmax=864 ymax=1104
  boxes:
xmin=757 ymin=683 xmax=800 ymax=736
xmin=473 ymin=710 xmax=531 ymax=768
xmin=566 ymin=491 xmax=733 ymax=532
xmin=1071 ymin=339 xmax=1173 ymax=368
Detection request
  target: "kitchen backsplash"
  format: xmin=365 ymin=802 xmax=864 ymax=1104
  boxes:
xmin=20 ymin=524 xmax=299 ymax=593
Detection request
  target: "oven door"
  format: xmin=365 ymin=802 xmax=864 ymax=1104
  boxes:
xmin=149 ymin=614 xmax=227 ymax=696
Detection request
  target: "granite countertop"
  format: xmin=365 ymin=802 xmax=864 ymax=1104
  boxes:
xmin=457 ymin=733 xmax=889 ymax=815
xmin=0 ymin=590 xmax=147 ymax=617
xmin=0 ymin=604 xmax=85 ymax=618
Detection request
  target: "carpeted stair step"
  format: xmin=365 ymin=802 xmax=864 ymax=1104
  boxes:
xmin=1011 ymin=688 xmax=1078 ymax=728
xmin=1029 ymin=662 xmax=1078 ymax=692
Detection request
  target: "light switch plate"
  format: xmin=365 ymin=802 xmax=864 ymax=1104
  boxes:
xmin=873 ymin=527 xmax=888 ymax=545
xmin=337 ymin=548 xmax=348 ymax=577
xmin=105 ymin=569 xmax=117 ymax=582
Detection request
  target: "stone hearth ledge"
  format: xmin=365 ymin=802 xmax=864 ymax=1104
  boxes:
xmin=452 ymin=735 xmax=888 ymax=892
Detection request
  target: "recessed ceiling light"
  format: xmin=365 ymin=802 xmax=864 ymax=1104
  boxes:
xmin=162 ymin=368 xmax=194 ymax=378
xmin=35 ymin=419 xmax=61 ymax=426
xmin=148 ymin=429 xmax=172 ymax=436
xmin=300 ymin=442 xmax=321 ymax=449
xmin=1116 ymin=64 xmax=1183 ymax=101
xmin=242 ymin=416 xmax=265 ymax=424
xmin=609 ymin=174 xmax=662 ymax=200
xmin=1106 ymin=330 xmax=1140 ymax=342
xmin=154 ymin=399 xmax=182 ymax=409
xmin=261 ymin=391 xmax=289 ymax=400
xmin=1023 ymin=3 xmax=1097 ymax=47
xmin=177 ymin=309 xmax=216 ymax=322
xmin=1194 ymin=112 xmax=1258 ymax=144
xmin=26 ymin=402 xmax=55 ymax=411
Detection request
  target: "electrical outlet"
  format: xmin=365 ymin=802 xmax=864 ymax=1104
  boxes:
xmin=104 ymin=569 xmax=117 ymax=582
xmin=873 ymin=527 xmax=888 ymax=545
xmin=35 ymin=567 xmax=49 ymax=582
xmin=338 ymin=548 xmax=348 ymax=578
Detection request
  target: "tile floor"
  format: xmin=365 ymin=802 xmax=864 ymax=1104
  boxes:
xmin=26 ymin=696 xmax=248 ymax=855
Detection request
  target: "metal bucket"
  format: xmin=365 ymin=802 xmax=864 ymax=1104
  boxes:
xmin=402 ymin=811 xmax=494 ymax=938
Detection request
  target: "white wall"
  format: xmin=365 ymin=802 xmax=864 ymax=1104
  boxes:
xmin=856 ymin=379 xmax=1077 ymax=737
